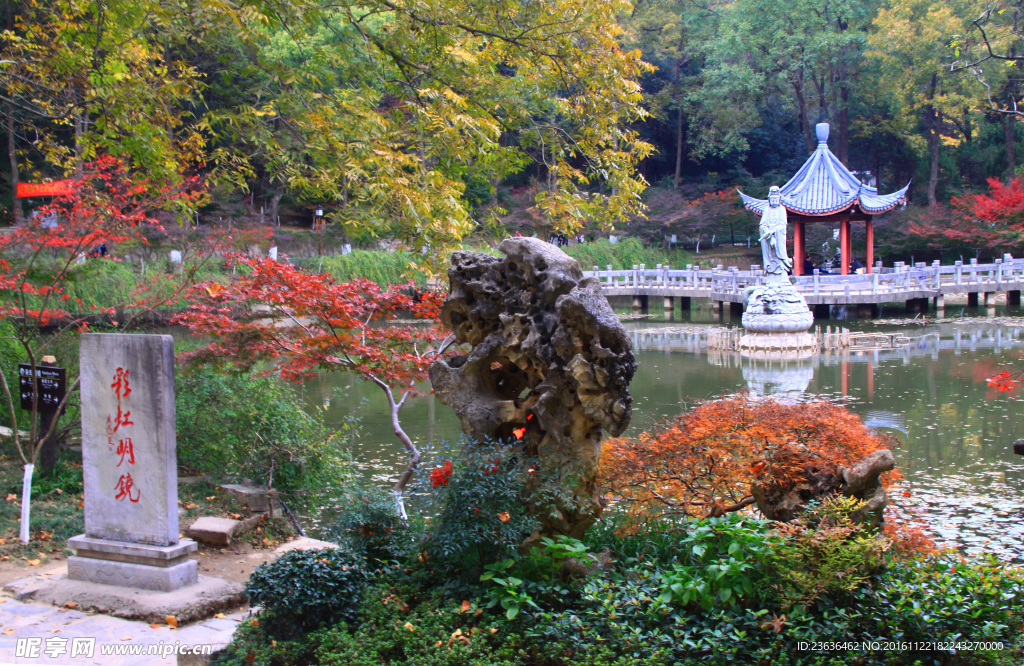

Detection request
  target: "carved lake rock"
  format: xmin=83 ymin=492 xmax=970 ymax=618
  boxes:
xmin=429 ymin=238 xmax=636 ymax=538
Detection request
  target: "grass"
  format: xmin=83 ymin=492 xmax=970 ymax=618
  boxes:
xmin=0 ymin=451 xmax=84 ymax=560
xmin=292 ymin=250 xmax=425 ymax=287
xmin=564 ymin=237 xmax=694 ymax=270
xmin=0 ymin=448 xmax=297 ymax=556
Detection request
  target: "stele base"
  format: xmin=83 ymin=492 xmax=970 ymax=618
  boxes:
xmin=67 ymin=534 xmax=198 ymax=592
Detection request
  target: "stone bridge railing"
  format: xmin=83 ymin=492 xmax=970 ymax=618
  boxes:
xmin=583 ymin=255 xmax=1024 ymax=308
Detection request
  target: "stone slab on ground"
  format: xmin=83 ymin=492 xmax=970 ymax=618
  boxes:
xmin=0 ymin=594 xmax=249 ymax=666
xmin=272 ymin=537 xmax=339 ymax=554
xmin=219 ymin=484 xmax=276 ymax=513
xmin=9 ymin=573 xmax=246 ymax=625
xmin=188 ymin=517 xmax=240 ymax=547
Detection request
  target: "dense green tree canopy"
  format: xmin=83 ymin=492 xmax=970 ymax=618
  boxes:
xmin=1 ymin=0 xmax=1022 ymax=259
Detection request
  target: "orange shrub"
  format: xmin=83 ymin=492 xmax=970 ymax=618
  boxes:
xmin=600 ymin=396 xmax=900 ymax=520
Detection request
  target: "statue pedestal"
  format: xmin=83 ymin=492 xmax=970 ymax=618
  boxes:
xmin=741 ymin=276 xmax=813 ymax=334
xmin=740 ymin=276 xmax=815 ymax=354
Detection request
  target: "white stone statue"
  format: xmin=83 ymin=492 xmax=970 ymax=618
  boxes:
xmin=740 ymin=185 xmax=813 ymax=346
xmin=759 ymin=186 xmax=793 ymax=276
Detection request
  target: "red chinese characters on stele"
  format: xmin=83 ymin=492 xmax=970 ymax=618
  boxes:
xmin=107 ymin=367 xmax=139 ymax=503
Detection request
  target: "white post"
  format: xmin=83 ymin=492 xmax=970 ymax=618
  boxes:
xmin=19 ymin=464 xmax=34 ymax=543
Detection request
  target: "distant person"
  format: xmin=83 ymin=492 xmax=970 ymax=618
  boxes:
xmin=514 ymin=231 xmax=522 ymax=238
xmin=851 ymin=257 xmax=864 ymax=273
xmin=803 ymin=257 xmax=815 ymax=274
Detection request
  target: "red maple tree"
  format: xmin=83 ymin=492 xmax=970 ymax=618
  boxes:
xmin=600 ymin=396 xmax=900 ymax=523
xmin=0 ymin=155 xmax=223 ymax=540
xmin=176 ymin=261 xmax=453 ymax=514
xmin=908 ymin=177 xmax=1024 ymax=253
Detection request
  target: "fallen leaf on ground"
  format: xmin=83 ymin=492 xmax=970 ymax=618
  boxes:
xmin=55 ymin=489 xmax=62 ymax=495
xmin=229 ymin=513 xmax=241 ymax=520
xmin=121 ymin=637 xmax=131 ymax=641
xmin=150 ymin=624 xmax=161 ymax=629
xmin=498 ymin=511 xmax=510 ymax=522
xmin=490 ymin=628 xmax=498 ymax=634
xmin=184 ymin=503 xmax=197 ymax=510
xmin=165 ymin=616 xmax=178 ymax=629
xmin=459 ymin=600 xmax=471 ymax=613
xmin=250 ymin=619 xmax=259 ymax=627
xmin=63 ymin=602 xmax=78 ymax=609
xmin=77 ymin=500 xmax=84 ymax=508
xmin=3 ymin=630 xmax=14 ymax=636
xmin=403 ymin=622 xmax=416 ymax=632
xmin=5 ymin=494 xmax=15 ymax=501
xmin=27 ymin=559 xmax=40 ymax=566
xmin=214 ymin=613 xmax=226 ymax=619
xmin=206 ymin=496 xmax=217 ymax=500
xmin=50 ymin=628 xmax=60 ymax=633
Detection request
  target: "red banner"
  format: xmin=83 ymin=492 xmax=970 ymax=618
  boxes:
xmin=16 ymin=180 xmax=73 ymax=198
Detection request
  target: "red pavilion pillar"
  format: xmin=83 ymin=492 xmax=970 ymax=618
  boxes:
xmin=793 ymin=221 xmax=805 ymax=275
xmin=865 ymin=219 xmax=874 ymax=274
xmin=840 ymin=217 xmax=850 ymax=275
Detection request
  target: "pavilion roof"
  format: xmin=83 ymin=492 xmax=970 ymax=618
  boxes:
xmin=738 ymin=123 xmax=909 ymax=217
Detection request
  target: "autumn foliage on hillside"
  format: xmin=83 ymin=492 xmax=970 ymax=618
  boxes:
xmin=600 ymin=396 xmax=899 ymax=521
xmin=908 ymin=177 xmax=1024 ymax=252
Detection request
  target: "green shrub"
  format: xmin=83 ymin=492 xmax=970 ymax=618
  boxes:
xmin=857 ymin=555 xmax=1024 ymax=645
xmin=175 ymin=366 xmax=355 ymax=505
xmin=324 ymin=485 xmax=407 ymax=563
xmin=417 ymin=441 xmax=540 ymax=577
xmin=217 ymin=579 xmax=669 ymax=666
xmin=656 ymin=514 xmax=775 ymax=611
xmin=246 ymin=547 xmax=371 ymax=638
xmin=767 ymin=496 xmax=891 ymax=608
xmin=0 ymin=320 xmax=24 ymax=431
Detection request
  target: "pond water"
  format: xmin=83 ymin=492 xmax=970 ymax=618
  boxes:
xmin=300 ymin=310 xmax=1024 ymax=561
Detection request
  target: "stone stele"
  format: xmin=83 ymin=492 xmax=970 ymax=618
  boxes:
xmin=429 ymin=238 xmax=636 ymax=538
xmin=71 ymin=333 xmax=198 ymax=592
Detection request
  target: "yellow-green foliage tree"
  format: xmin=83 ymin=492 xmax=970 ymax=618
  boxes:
xmin=868 ymin=0 xmax=983 ymax=206
xmin=198 ymin=0 xmax=654 ymax=266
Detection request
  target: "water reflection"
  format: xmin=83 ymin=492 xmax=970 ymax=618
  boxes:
xmin=311 ymin=317 xmax=1024 ymax=561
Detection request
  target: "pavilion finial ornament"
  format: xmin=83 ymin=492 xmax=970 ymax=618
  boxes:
xmin=760 ymin=186 xmax=793 ymax=275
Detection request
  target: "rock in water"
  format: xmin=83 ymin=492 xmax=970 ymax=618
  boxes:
xmin=429 ymin=238 xmax=636 ymax=538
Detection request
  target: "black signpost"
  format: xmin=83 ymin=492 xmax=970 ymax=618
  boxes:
xmin=18 ymin=364 xmax=66 ymax=411
xmin=18 ymin=363 xmax=66 ymax=474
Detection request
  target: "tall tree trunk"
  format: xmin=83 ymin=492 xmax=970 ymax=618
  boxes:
xmin=838 ymin=85 xmax=850 ymax=164
xmin=7 ymin=104 xmax=21 ymax=225
xmin=1006 ymin=114 xmax=1016 ymax=183
xmin=74 ymin=111 xmax=84 ymax=178
xmin=269 ymin=185 xmax=284 ymax=224
xmin=674 ymin=106 xmax=684 ymax=188
xmin=875 ymin=152 xmax=882 ymax=193
xmin=926 ymin=74 xmax=940 ymax=207
xmin=927 ymin=106 xmax=941 ymax=207
xmin=673 ymin=49 xmax=685 ymax=188
xmin=793 ymin=72 xmax=815 ymax=154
